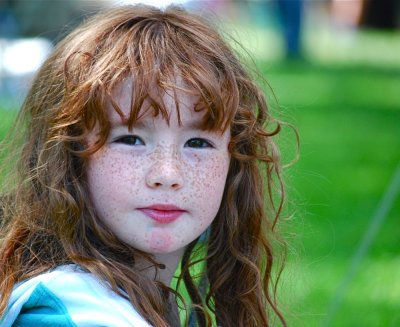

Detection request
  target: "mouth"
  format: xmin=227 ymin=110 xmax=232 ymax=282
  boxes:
xmin=137 ymin=204 xmax=186 ymax=224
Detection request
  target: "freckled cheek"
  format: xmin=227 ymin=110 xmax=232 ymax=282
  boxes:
xmin=194 ymin=154 xmax=229 ymax=185
xmin=87 ymin=152 xmax=147 ymax=199
xmin=185 ymin=153 xmax=230 ymax=207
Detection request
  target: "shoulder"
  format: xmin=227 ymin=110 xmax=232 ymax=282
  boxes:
xmin=1 ymin=265 xmax=152 ymax=327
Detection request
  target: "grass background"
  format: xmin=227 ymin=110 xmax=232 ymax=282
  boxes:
xmin=1 ymin=26 xmax=399 ymax=327
xmin=232 ymin=14 xmax=400 ymax=324
xmin=265 ymin=60 xmax=400 ymax=327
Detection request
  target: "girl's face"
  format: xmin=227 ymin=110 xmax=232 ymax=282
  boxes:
xmin=86 ymin=81 xmax=231 ymax=255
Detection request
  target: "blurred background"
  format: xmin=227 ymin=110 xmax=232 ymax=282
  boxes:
xmin=0 ymin=0 xmax=399 ymax=326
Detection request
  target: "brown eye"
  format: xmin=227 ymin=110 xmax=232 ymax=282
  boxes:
xmin=114 ymin=135 xmax=144 ymax=146
xmin=185 ymin=138 xmax=213 ymax=149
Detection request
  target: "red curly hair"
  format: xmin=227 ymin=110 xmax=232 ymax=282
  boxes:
xmin=0 ymin=5 xmax=287 ymax=326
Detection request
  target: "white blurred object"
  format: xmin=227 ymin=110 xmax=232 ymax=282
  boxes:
xmin=112 ymin=0 xmax=190 ymax=9
xmin=0 ymin=38 xmax=53 ymax=109
xmin=0 ymin=38 xmax=53 ymax=76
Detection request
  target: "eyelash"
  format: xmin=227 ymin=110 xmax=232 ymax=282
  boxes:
xmin=185 ymin=138 xmax=213 ymax=149
xmin=114 ymin=135 xmax=144 ymax=146
xmin=113 ymin=136 xmax=213 ymax=149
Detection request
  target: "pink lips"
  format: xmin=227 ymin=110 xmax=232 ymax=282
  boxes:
xmin=138 ymin=204 xmax=185 ymax=224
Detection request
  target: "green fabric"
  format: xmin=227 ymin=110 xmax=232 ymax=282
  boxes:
xmin=14 ymin=282 xmax=76 ymax=327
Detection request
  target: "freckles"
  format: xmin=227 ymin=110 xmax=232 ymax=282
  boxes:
xmin=191 ymin=155 xmax=228 ymax=188
xmin=88 ymin=149 xmax=146 ymax=207
xmin=193 ymin=153 xmax=201 ymax=164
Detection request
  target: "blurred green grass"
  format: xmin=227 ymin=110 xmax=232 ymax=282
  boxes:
xmin=1 ymin=43 xmax=399 ymax=327
xmin=262 ymin=60 xmax=400 ymax=326
xmin=0 ymin=110 xmax=17 ymax=139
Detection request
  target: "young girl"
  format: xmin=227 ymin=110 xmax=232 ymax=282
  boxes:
xmin=0 ymin=4 xmax=287 ymax=327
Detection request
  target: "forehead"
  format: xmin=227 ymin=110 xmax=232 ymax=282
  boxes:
xmin=107 ymin=77 xmax=208 ymax=128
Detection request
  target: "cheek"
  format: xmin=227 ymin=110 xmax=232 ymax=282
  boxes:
xmin=197 ymin=153 xmax=229 ymax=188
xmin=185 ymin=153 xmax=230 ymax=215
xmin=87 ymin=149 xmax=145 ymax=203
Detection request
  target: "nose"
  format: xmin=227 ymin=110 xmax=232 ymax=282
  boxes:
xmin=145 ymin=157 xmax=184 ymax=190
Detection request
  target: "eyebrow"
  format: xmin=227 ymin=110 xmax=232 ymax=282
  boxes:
xmin=109 ymin=117 xmax=152 ymax=129
xmin=181 ymin=119 xmax=204 ymax=130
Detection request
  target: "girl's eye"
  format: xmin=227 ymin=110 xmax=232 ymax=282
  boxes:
xmin=185 ymin=138 xmax=213 ymax=149
xmin=114 ymin=135 xmax=144 ymax=146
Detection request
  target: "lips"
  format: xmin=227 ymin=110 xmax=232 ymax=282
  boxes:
xmin=137 ymin=204 xmax=185 ymax=224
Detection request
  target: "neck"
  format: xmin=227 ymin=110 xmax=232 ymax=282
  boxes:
xmin=136 ymin=248 xmax=185 ymax=286
xmin=133 ymin=249 xmax=183 ymax=326
xmin=154 ymin=249 xmax=184 ymax=327
xmin=153 ymin=248 xmax=185 ymax=285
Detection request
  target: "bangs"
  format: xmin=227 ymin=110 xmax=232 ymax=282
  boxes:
xmin=60 ymin=6 xmax=241 ymax=154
